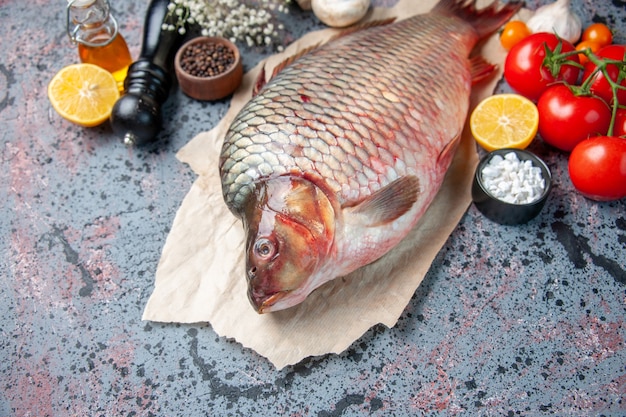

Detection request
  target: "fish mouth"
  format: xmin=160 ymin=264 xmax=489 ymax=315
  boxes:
xmin=248 ymin=288 xmax=291 ymax=314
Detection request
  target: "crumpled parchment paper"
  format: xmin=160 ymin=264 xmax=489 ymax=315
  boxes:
xmin=143 ymin=0 xmax=529 ymax=369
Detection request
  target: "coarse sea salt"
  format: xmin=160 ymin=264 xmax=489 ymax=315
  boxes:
xmin=481 ymin=152 xmax=546 ymax=204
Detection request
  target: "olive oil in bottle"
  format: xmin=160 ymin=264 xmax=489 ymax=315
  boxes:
xmin=67 ymin=0 xmax=132 ymax=91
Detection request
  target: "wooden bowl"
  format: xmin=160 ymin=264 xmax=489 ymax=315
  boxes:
xmin=174 ymin=36 xmax=243 ymax=101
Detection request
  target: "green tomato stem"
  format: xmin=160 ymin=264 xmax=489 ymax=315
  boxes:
xmin=547 ymin=42 xmax=626 ymax=137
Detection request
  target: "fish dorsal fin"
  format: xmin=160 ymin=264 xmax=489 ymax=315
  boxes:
xmin=253 ymin=18 xmax=396 ymax=95
xmin=252 ymin=65 xmax=267 ymax=97
xmin=432 ymin=0 xmax=522 ymax=40
xmin=469 ymin=55 xmax=496 ymax=85
xmin=344 ymin=175 xmax=420 ymax=227
xmin=270 ymin=44 xmax=321 ymax=79
xmin=252 ymin=43 xmax=321 ymax=96
xmin=326 ymin=18 xmax=397 ymax=43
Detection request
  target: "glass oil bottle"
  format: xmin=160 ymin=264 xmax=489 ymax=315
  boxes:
xmin=66 ymin=0 xmax=133 ymax=91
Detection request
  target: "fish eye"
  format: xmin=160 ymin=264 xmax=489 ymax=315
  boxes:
xmin=254 ymin=238 xmax=277 ymax=260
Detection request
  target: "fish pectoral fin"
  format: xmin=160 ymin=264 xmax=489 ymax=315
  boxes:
xmin=344 ymin=176 xmax=420 ymax=227
xmin=437 ymin=133 xmax=461 ymax=165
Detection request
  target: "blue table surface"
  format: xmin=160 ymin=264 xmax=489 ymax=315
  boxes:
xmin=1 ymin=0 xmax=625 ymax=416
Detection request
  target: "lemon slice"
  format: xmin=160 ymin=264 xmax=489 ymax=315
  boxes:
xmin=470 ymin=94 xmax=539 ymax=152
xmin=48 ymin=63 xmax=120 ymax=127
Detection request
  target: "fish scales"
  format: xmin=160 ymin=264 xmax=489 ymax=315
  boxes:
xmin=218 ymin=0 xmax=522 ymax=313
xmin=221 ymin=12 xmax=475 ymax=212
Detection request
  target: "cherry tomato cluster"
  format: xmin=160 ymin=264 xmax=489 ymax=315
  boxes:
xmin=500 ymin=21 xmax=626 ymax=202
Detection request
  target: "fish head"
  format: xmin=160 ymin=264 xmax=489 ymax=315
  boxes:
xmin=242 ymin=176 xmax=335 ymax=313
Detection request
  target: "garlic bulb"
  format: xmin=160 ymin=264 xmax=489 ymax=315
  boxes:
xmin=311 ymin=0 xmax=371 ymax=28
xmin=526 ymin=0 xmax=582 ymax=44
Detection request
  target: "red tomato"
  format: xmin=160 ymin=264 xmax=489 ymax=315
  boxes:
xmin=504 ymin=33 xmax=580 ymax=102
xmin=614 ymin=108 xmax=626 ymax=137
xmin=537 ymin=84 xmax=612 ymax=151
xmin=582 ymin=45 xmax=626 ymax=106
xmin=568 ymin=136 xmax=626 ymax=201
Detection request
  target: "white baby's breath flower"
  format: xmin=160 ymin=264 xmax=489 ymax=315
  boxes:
xmin=163 ymin=0 xmax=290 ymax=49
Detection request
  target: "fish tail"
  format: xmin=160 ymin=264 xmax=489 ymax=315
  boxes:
xmin=432 ymin=0 xmax=523 ymax=39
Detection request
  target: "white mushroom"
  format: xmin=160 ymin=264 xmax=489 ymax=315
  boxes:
xmin=311 ymin=0 xmax=371 ymax=28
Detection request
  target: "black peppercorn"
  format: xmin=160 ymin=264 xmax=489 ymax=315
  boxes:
xmin=180 ymin=41 xmax=236 ymax=78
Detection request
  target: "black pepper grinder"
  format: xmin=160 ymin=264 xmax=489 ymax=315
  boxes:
xmin=110 ymin=0 xmax=186 ymax=146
